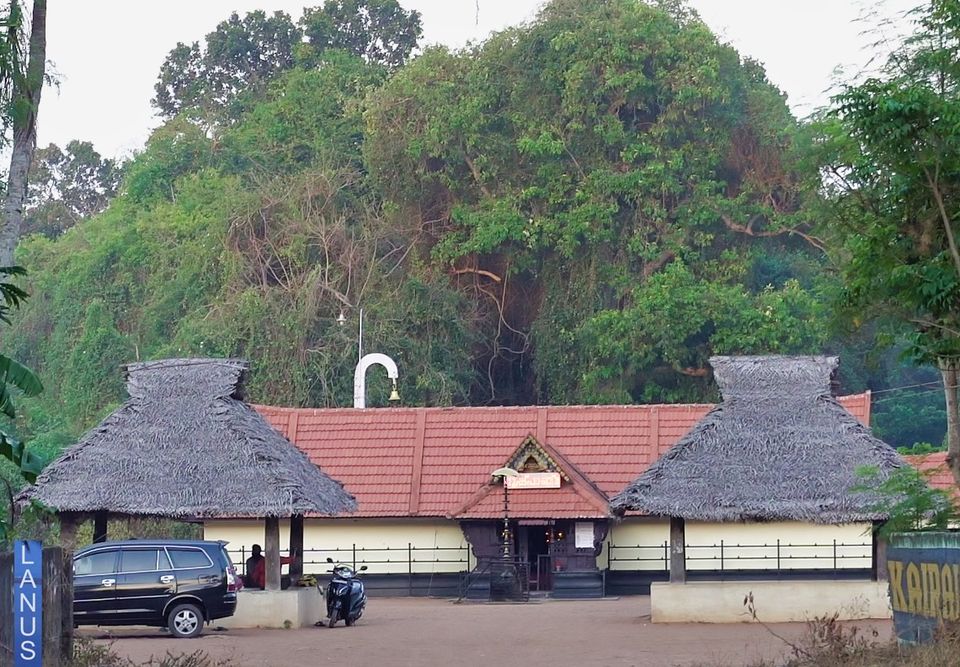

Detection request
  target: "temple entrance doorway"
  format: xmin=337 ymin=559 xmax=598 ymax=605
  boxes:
xmin=520 ymin=522 xmax=554 ymax=591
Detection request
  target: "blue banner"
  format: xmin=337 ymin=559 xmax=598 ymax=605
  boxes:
xmin=13 ymin=540 xmax=42 ymax=667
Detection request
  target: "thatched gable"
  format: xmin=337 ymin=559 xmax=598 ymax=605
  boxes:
xmin=609 ymin=356 xmax=901 ymax=524
xmin=18 ymin=358 xmax=356 ymax=519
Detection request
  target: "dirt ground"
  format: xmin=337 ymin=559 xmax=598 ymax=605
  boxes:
xmin=83 ymin=597 xmax=894 ymax=667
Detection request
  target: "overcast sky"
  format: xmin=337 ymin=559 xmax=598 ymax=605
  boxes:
xmin=41 ymin=0 xmax=918 ymax=160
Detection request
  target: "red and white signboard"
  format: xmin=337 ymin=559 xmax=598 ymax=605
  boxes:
xmin=505 ymin=472 xmax=561 ymax=489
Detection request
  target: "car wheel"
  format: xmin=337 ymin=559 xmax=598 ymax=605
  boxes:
xmin=167 ymin=603 xmax=204 ymax=638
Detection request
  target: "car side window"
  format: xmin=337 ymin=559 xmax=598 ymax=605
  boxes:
xmin=74 ymin=550 xmax=117 ymax=576
xmin=158 ymin=548 xmax=172 ymax=570
xmin=167 ymin=548 xmax=212 ymax=570
xmin=119 ymin=549 xmax=159 ymax=573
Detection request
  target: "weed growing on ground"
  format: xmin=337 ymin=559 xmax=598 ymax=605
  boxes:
xmin=69 ymin=639 xmax=128 ymax=667
xmin=743 ymin=592 xmax=881 ymax=664
xmin=732 ymin=592 xmax=960 ymax=667
xmin=70 ymin=637 xmax=233 ymax=667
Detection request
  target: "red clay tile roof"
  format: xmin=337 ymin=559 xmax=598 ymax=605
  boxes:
xmin=904 ymin=451 xmax=955 ymax=494
xmin=255 ymin=393 xmax=872 ymax=519
xmin=447 ymin=436 xmax=611 ymax=519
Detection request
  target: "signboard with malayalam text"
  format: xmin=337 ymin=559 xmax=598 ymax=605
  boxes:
xmin=886 ymin=534 xmax=960 ymax=644
xmin=13 ymin=540 xmax=42 ymax=667
xmin=505 ymin=472 xmax=561 ymax=489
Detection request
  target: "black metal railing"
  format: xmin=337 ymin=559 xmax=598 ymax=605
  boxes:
xmin=228 ymin=539 xmax=872 ymax=588
xmin=228 ymin=544 xmax=473 ymax=578
xmin=607 ymin=540 xmax=873 ymax=572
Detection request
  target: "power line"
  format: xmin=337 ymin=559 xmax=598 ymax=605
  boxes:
xmin=871 ymin=385 xmax=958 ymax=405
xmin=870 ymin=381 xmax=942 ymax=396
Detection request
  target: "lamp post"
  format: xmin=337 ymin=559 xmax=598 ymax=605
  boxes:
xmin=337 ymin=307 xmax=364 ymax=362
xmin=491 ymin=467 xmax=519 ymax=558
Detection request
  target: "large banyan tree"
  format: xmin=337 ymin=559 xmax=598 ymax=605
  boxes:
xmin=6 ymin=1 xmax=837 ymax=443
xmin=365 ymin=0 xmax=827 ymax=405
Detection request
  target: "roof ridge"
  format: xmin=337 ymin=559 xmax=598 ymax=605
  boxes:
xmin=445 ymin=482 xmax=498 ymax=519
xmin=249 ymin=402 xmax=726 ymax=413
xmin=253 ymin=390 xmax=869 ymax=416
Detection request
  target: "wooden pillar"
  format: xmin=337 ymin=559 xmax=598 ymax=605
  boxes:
xmin=59 ymin=547 xmax=74 ymax=664
xmin=59 ymin=513 xmax=79 ymax=554
xmin=669 ymin=516 xmax=686 ymax=584
xmin=289 ymin=514 xmax=304 ymax=582
xmin=42 ymin=546 xmax=72 ymax=667
xmin=872 ymin=521 xmax=888 ymax=582
xmin=264 ymin=516 xmax=281 ymax=591
xmin=92 ymin=511 xmax=108 ymax=543
xmin=55 ymin=515 xmax=78 ymax=663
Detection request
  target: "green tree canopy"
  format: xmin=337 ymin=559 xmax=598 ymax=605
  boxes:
xmin=816 ymin=0 xmax=960 ymax=483
xmin=366 ymin=0 xmax=828 ymax=403
xmin=152 ymin=2 xmax=421 ymax=125
xmin=299 ymin=0 xmax=422 ymax=69
xmin=153 ymin=10 xmax=301 ymax=123
xmin=24 ymin=140 xmax=124 ymax=237
xmin=11 ymin=0 xmax=915 ymax=463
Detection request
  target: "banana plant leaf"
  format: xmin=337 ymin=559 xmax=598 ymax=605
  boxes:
xmin=0 ymin=432 xmax=22 ymax=459
xmin=0 ymin=355 xmax=43 ymax=417
xmin=0 ymin=433 xmax=44 ymax=483
xmin=0 ymin=265 xmax=28 ymax=324
xmin=0 ymin=354 xmax=42 ymax=395
xmin=19 ymin=449 xmax=44 ymax=483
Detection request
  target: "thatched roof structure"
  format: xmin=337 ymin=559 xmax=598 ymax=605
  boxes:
xmin=18 ymin=358 xmax=356 ymax=519
xmin=610 ymin=356 xmax=902 ymax=524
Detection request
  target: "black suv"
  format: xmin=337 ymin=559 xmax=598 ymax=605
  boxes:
xmin=73 ymin=539 xmax=240 ymax=638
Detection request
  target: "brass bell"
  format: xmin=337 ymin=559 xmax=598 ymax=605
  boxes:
xmin=388 ymin=380 xmax=400 ymax=403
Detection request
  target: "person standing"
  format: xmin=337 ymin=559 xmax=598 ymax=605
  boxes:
xmin=251 ymin=549 xmax=297 ymax=589
xmin=245 ymin=544 xmax=264 ymax=588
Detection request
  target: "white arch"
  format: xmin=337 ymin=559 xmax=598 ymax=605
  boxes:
xmin=353 ymin=353 xmax=399 ymax=408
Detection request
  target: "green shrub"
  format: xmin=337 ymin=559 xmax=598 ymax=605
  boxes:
xmin=855 ymin=465 xmax=956 ymax=538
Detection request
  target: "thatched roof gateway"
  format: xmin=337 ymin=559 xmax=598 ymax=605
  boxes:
xmin=18 ymin=358 xmax=356 ymax=519
xmin=610 ymin=356 xmax=901 ymax=524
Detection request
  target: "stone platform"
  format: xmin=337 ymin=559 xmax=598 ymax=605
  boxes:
xmin=651 ymin=580 xmax=891 ymax=623
xmin=220 ymin=588 xmax=324 ymax=629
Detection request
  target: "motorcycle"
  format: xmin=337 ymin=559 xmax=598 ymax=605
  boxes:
xmin=322 ymin=557 xmax=367 ymax=627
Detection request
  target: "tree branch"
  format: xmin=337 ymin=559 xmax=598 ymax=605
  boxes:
xmin=924 ymin=167 xmax=960 ymax=281
xmin=462 ymin=150 xmax=492 ymax=198
xmin=452 ymin=267 xmax=502 ymax=283
xmin=642 ymin=251 xmax=675 ymax=278
xmin=910 ymin=318 xmax=960 ymax=339
xmin=720 ymin=214 xmax=826 ymax=252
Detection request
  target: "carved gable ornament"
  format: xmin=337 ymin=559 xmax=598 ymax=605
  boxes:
xmin=503 ymin=436 xmax=568 ymax=489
